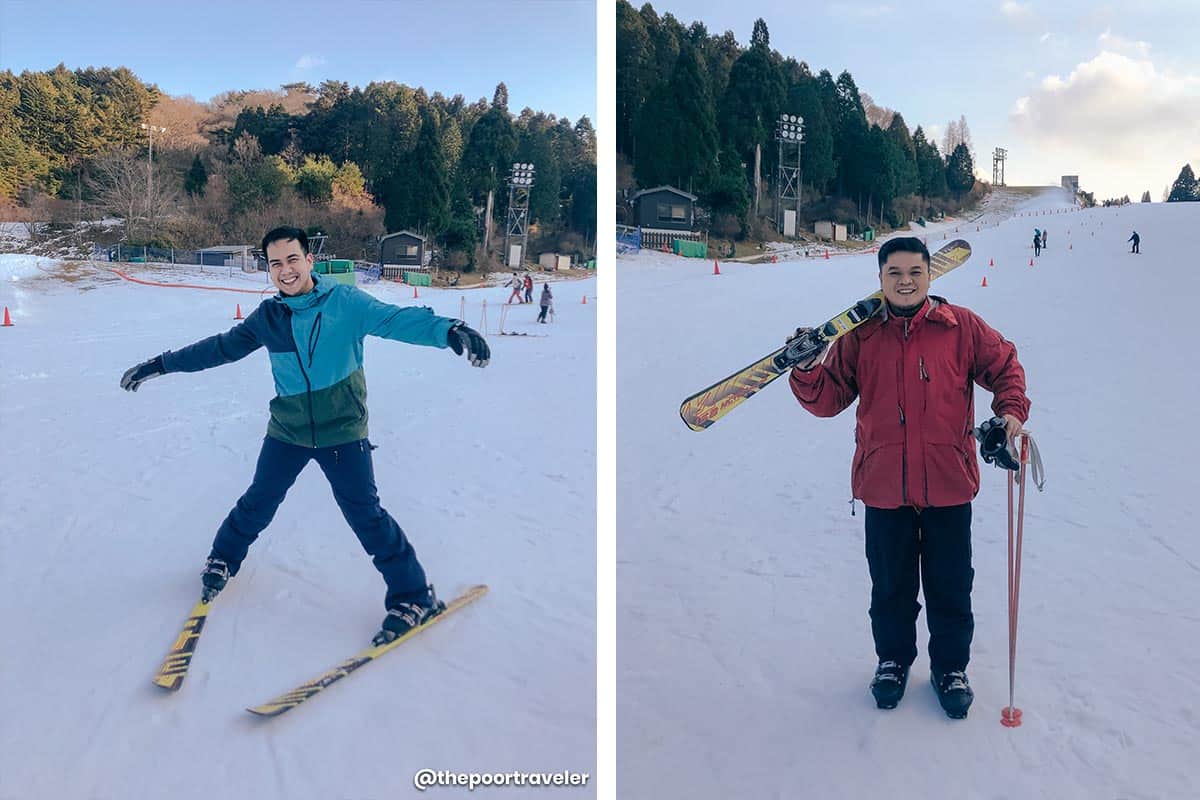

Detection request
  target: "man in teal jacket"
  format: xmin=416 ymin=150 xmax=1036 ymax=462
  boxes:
xmin=120 ymin=227 xmax=490 ymax=643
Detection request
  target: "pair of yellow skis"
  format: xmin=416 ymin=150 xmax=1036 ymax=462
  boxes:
xmin=152 ymin=584 xmax=488 ymax=717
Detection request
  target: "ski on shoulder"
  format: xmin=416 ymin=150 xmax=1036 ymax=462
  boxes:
xmin=680 ymin=239 xmax=972 ymax=431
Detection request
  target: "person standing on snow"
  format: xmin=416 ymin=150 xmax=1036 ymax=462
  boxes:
xmin=524 ymin=273 xmax=534 ymax=304
xmin=507 ymin=273 xmax=524 ymax=304
xmin=1128 ymin=231 xmax=1140 ymax=254
xmin=1033 ymin=230 xmax=1042 ymax=257
xmin=119 ymin=226 xmax=491 ymax=645
xmin=787 ymin=236 xmax=1030 ymax=719
xmin=1041 ymin=229 xmax=1048 ymax=249
xmin=538 ymin=282 xmax=553 ymax=323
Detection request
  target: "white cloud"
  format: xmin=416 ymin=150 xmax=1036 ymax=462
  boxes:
xmin=828 ymin=3 xmax=892 ymax=19
xmin=1000 ymin=1 xmax=1034 ymax=21
xmin=1010 ymin=51 xmax=1200 ymax=198
xmin=295 ymin=54 xmax=326 ymax=71
xmin=1097 ymin=28 xmax=1151 ymax=58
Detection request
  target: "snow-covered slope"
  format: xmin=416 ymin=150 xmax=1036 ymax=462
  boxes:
xmin=0 ymin=263 xmax=596 ymax=798
xmin=618 ymin=190 xmax=1200 ymax=799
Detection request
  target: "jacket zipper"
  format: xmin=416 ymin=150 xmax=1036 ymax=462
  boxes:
xmin=286 ymin=306 xmax=317 ymax=449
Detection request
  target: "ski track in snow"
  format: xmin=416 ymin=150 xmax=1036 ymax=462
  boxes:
xmin=0 ymin=263 xmax=596 ymax=799
xmin=618 ymin=189 xmax=1200 ymax=799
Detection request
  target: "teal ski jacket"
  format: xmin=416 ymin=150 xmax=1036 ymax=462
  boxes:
xmin=160 ymin=273 xmax=457 ymax=448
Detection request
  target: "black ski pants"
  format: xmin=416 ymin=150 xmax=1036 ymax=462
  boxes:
xmin=864 ymin=503 xmax=974 ymax=673
xmin=210 ymin=435 xmax=428 ymax=608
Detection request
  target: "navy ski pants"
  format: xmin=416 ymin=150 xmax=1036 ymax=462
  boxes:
xmin=864 ymin=503 xmax=974 ymax=673
xmin=210 ymin=436 xmax=428 ymax=608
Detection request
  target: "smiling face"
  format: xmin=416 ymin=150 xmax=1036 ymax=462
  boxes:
xmin=879 ymin=251 xmax=930 ymax=311
xmin=266 ymin=237 xmax=315 ymax=296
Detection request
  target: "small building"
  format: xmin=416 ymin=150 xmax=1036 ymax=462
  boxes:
xmin=538 ymin=252 xmax=573 ymax=271
xmin=630 ymin=185 xmax=703 ymax=251
xmin=197 ymin=245 xmax=257 ymax=271
xmin=815 ymin=221 xmax=847 ymax=242
xmin=379 ymin=231 xmax=426 ymax=281
xmin=631 ymin=186 xmax=696 ymax=231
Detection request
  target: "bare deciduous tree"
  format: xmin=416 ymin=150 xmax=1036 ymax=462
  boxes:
xmin=89 ymin=149 xmax=179 ymax=241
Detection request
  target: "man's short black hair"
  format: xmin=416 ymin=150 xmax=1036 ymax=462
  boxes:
xmin=877 ymin=236 xmax=930 ymax=270
xmin=262 ymin=226 xmax=309 ymax=260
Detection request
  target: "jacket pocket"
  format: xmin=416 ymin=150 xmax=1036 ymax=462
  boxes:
xmin=852 ymin=442 xmax=904 ymax=507
xmin=924 ymin=442 xmax=978 ymax=504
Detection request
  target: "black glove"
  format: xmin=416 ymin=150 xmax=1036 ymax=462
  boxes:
xmin=784 ymin=326 xmax=827 ymax=371
xmin=446 ymin=322 xmax=490 ymax=368
xmin=120 ymin=354 xmax=166 ymax=392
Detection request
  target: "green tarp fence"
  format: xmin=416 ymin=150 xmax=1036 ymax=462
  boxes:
xmin=405 ymin=272 xmax=432 ymax=286
xmin=672 ymin=239 xmax=708 ymax=258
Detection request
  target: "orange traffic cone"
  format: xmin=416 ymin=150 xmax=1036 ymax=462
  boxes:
xmin=581 ymin=295 xmax=588 ymax=305
xmin=989 ymin=258 xmax=994 ymax=266
xmin=824 ymin=250 xmax=830 ymax=260
xmin=2 ymin=306 xmax=12 ymax=326
xmin=413 ymin=286 xmax=419 ymax=298
xmin=235 ymin=303 xmax=244 ymax=320
xmin=981 ymin=276 xmax=988 ymax=287
xmin=1029 ymin=258 xmax=1034 ymax=266
xmin=713 ymin=260 xmax=721 ymax=275
xmin=772 ymin=254 xmax=778 ymax=263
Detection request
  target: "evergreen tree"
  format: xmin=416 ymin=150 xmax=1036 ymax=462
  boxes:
xmin=913 ymin=127 xmax=947 ymax=199
xmin=946 ymin=142 xmax=975 ymax=194
xmin=1141 ymin=190 xmax=1151 ymax=203
xmin=1167 ymin=163 xmax=1198 ymax=202
xmin=395 ymin=109 xmax=450 ymax=235
xmin=886 ymin=112 xmax=919 ymax=197
xmin=632 ymin=42 xmax=718 ymax=192
xmin=719 ymin=19 xmax=785 ymax=208
xmin=616 ymin=0 xmax=653 ymax=157
xmin=184 ymin=154 xmax=207 ymax=197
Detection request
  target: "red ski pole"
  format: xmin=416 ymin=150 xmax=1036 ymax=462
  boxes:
xmin=1002 ymin=434 xmax=1030 ymax=728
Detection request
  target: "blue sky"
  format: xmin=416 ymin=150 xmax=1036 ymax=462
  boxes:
xmin=645 ymin=0 xmax=1200 ymax=200
xmin=0 ymin=0 xmax=596 ymax=122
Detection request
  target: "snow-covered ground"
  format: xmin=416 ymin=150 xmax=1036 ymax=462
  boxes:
xmin=0 ymin=261 xmax=596 ymax=798
xmin=618 ymin=190 xmax=1200 ymax=798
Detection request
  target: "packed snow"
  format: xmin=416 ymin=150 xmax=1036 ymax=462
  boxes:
xmin=0 ymin=261 xmax=596 ymax=798
xmin=618 ymin=189 xmax=1200 ymax=799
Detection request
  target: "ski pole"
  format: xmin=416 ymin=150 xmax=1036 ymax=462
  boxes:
xmin=1002 ymin=433 xmax=1031 ymax=728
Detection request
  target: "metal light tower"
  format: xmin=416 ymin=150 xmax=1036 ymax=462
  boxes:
xmin=141 ymin=123 xmax=167 ymax=232
xmin=776 ymin=114 xmax=803 ymax=237
xmin=505 ymin=162 xmax=535 ymax=268
xmin=992 ymin=147 xmax=1007 ymax=187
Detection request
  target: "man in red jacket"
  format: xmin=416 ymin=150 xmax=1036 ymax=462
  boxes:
xmin=789 ymin=236 xmax=1030 ymax=719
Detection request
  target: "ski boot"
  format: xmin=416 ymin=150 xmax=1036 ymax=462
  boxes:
xmin=372 ymin=585 xmax=446 ymax=646
xmin=870 ymin=660 xmax=910 ymax=709
xmin=200 ymin=557 xmax=231 ymax=602
xmin=931 ymin=670 xmax=974 ymax=719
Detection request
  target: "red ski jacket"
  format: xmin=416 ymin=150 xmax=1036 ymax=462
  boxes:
xmin=789 ymin=297 xmax=1030 ymax=509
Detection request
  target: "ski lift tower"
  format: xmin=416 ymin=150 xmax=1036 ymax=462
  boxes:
xmin=992 ymin=147 xmax=1007 ymax=187
xmin=505 ymin=163 xmax=535 ymax=268
xmin=776 ymin=114 xmax=804 ymax=237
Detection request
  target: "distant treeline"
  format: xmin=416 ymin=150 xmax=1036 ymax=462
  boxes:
xmin=0 ymin=65 xmax=596 ymax=267
xmin=618 ymin=3 xmax=986 ymax=237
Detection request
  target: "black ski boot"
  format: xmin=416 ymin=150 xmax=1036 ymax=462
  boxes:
xmin=870 ymin=661 xmax=910 ymax=709
xmin=372 ymin=586 xmax=445 ymax=646
xmin=200 ymin=557 xmax=230 ymax=602
xmin=931 ymin=670 xmax=974 ymax=719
